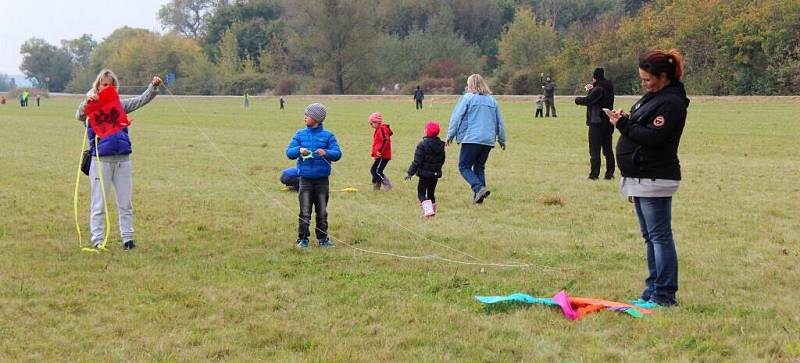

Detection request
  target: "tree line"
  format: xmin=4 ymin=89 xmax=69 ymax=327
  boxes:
xmin=10 ymin=0 xmax=800 ymax=95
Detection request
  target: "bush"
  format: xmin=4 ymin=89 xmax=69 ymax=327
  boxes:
xmin=422 ymin=59 xmax=469 ymax=79
xmin=6 ymin=88 xmax=49 ymax=99
xmin=218 ymin=73 xmax=273 ymax=95
xmin=274 ymin=78 xmax=295 ymax=95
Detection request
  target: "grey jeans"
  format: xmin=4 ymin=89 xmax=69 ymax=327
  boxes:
xmin=89 ymin=158 xmax=134 ymax=245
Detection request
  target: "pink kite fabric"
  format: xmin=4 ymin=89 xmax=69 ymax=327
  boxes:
xmin=553 ymin=290 xmax=580 ymax=320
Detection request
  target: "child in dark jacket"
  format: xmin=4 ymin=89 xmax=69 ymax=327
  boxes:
xmin=368 ymin=112 xmax=393 ymax=191
xmin=286 ymin=103 xmax=342 ymax=249
xmin=405 ymin=121 xmax=446 ymax=217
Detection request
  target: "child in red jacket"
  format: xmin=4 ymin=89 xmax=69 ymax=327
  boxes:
xmin=369 ymin=112 xmax=393 ymax=191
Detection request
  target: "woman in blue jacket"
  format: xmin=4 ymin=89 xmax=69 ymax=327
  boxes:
xmin=446 ymin=74 xmax=507 ymax=204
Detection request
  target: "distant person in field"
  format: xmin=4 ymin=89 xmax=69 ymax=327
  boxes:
xmin=286 ymin=103 xmax=342 ymax=249
xmin=36 ymin=94 xmax=41 ymax=107
xmin=405 ymin=121 xmax=445 ymax=218
xmin=446 ymin=74 xmax=506 ymax=204
xmin=575 ymin=67 xmax=615 ymax=180
xmin=279 ymin=96 xmax=285 ymax=110
xmin=413 ymin=85 xmax=424 ymax=110
xmin=19 ymin=93 xmax=24 ymax=107
xmin=280 ymin=166 xmax=300 ymax=191
xmin=0 ymin=96 xmax=6 ymax=104
xmin=75 ymin=69 xmax=162 ymax=251
xmin=23 ymin=90 xmax=30 ymax=107
xmin=368 ymin=112 xmax=393 ymax=191
xmin=244 ymin=92 xmax=249 ymax=109
xmin=541 ymin=75 xmax=557 ymax=117
xmin=607 ymin=49 xmax=689 ymax=308
xmin=535 ymin=95 xmax=544 ymax=118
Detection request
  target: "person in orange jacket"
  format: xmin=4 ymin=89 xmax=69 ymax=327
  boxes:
xmin=368 ymin=112 xmax=393 ymax=191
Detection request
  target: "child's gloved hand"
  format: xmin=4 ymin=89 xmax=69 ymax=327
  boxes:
xmin=403 ymin=174 xmax=412 ymax=181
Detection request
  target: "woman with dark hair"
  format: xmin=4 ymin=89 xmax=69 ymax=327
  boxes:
xmin=607 ymin=49 xmax=690 ymax=307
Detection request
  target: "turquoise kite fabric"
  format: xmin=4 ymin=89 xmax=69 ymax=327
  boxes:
xmin=474 ymin=293 xmax=558 ymax=306
xmin=475 ymin=290 xmax=652 ymax=320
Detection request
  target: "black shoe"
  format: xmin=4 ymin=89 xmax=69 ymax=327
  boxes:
xmin=123 ymin=240 xmax=137 ymax=250
xmin=587 ymin=176 xmax=598 ymax=181
xmin=604 ymin=175 xmax=614 ymax=180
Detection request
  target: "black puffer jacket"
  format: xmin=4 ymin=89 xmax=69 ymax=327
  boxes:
xmin=574 ymin=78 xmax=614 ymax=127
xmin=407 ymin=137 xmax=446 ymax=179
xmin=615 ymin=81 xmax=690 ymax=180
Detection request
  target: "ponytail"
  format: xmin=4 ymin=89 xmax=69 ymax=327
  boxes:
xmin=639 ymin=49 xmax=684 ymax=81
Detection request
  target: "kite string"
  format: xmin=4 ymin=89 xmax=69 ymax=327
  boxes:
xmin=160 ymin=85 xmax=564 ymax=271
xmin=73 ymin=123 xmax=88 ymax=248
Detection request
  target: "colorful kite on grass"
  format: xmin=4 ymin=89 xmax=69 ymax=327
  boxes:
xmin=83 ymin=86 xmax=130 ymax=138
xmin=475 ymin=290 xmax=652 ymax=320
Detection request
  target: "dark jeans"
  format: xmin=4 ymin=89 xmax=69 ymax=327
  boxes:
xmin=298 ymin=177 xmax=329 ymax=241
xmin=280 ymin=174 xmax=299 ymax=191
xmin=588 ymin=125 xmax=615 ymax=179
xmin=370 ymin=159 xmax=389 ymax=183
xmin=535 ymin=108 xmax=543 ymax=118
xmin=417 ymin=177 xmax=438 ymax=203
xmin=545 ymin=98 xmax=556 ymax=117
xmin=415 ymin=100 xmax=423 ymax=109
xmin=634 ymin=196 xmax=678 ymax=305
xmin=458 ymin=143 xmax=492 ymax=193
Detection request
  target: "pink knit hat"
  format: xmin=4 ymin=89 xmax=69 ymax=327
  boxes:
xmin=425 ymin=121 xmax=440 ymax=137
xmin=368 ymin=112 xmax=382 ymax=124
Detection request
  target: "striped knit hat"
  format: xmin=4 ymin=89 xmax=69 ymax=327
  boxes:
xmin=304 ymin=103 xmax=327 ymax=123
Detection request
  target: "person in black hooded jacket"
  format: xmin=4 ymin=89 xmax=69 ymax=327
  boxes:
xmin=405 ymin=121 xmax=446 ymax=216
xmin=575 ymin=67 xmax=615 ymax=180
xmin=607 ymin=49 xmax=689 ymax=308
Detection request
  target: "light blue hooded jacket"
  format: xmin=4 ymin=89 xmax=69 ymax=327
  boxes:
xmin=446 ymin=93 xmax=506 ymax=147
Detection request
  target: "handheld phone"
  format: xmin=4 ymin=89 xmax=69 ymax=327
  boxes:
xmin=602 ymin=108 xmax=612 ymax=113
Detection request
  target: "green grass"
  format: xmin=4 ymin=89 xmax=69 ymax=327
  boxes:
xmin=1 ymin=94 xmax=798 ymax=361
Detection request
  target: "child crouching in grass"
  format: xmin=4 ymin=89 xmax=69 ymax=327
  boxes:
xmin=405 ymin=121 xmax=445 ymax=217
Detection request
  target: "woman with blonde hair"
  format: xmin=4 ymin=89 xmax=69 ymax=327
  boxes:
xmin=446 ymin=74 xmax=506 ymax=204
xmin=75 ymin=69 xmax=162 ymax=250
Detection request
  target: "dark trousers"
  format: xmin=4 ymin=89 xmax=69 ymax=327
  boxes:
xmin=370 ymin=159 xmax=389 ymax=183
xmin=588 ymin=125 xmax=615 ymax=179
xmin=415 ymin=100 xmax=423 ymax=109
xmin=458 ymin=143 xmax=492 ymax=193
xmin=535 ymin=108 xmax=543 ymax=118
xmin=280 ymin=103 xmax=284 ymax=109
xmin=298 ymin=177 xmax=329 ymax=241
xmin=417 ymin=177 xmax=438 ymax=203
xmin=280 ymin=174 xmax=299 ymax=191
xmin=545 ymin=98 xmax=556 ymax=117
xmin=634 ymin=197 xmax=678 ymax=305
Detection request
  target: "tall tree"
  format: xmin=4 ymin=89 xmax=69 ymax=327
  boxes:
xmin=61 ymin=34 xmax=97 ymax=70
xmin=0 ymin=73 xmax=11 ymax=92
xmin=294 ymin=0 xmax=379 ymax=94
xmin=497 ymin=7 xmax=558 ymax=70
xmin=216 ymin=27 xmax=242 ymax=76
xmin=158 ymin=0 xmax=216 ymax=38
xmin=19 ymin=38 xmax=73 ymax=91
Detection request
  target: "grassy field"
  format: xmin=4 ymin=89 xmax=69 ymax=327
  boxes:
xmin=1 ymin=93 xmax=798 ymax=361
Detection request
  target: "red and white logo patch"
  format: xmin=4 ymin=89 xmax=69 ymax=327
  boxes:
xmin=653 ymin=115 xmax=665 ymax=128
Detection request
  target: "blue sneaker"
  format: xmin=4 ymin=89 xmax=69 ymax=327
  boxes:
xmin=318 ymin=238 xmax=335 ymax=248
xmin=296 ymin=239 xmax=309 ymax=249
xmin=122 ymin=240 xmax=137 ymax=250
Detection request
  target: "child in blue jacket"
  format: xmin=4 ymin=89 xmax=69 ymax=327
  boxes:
xmin=285 ymin=103 xmax=342 ymax=248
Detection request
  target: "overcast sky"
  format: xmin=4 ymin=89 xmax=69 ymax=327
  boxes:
xmin=0 ymin=0 xmax=168 ymax=75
